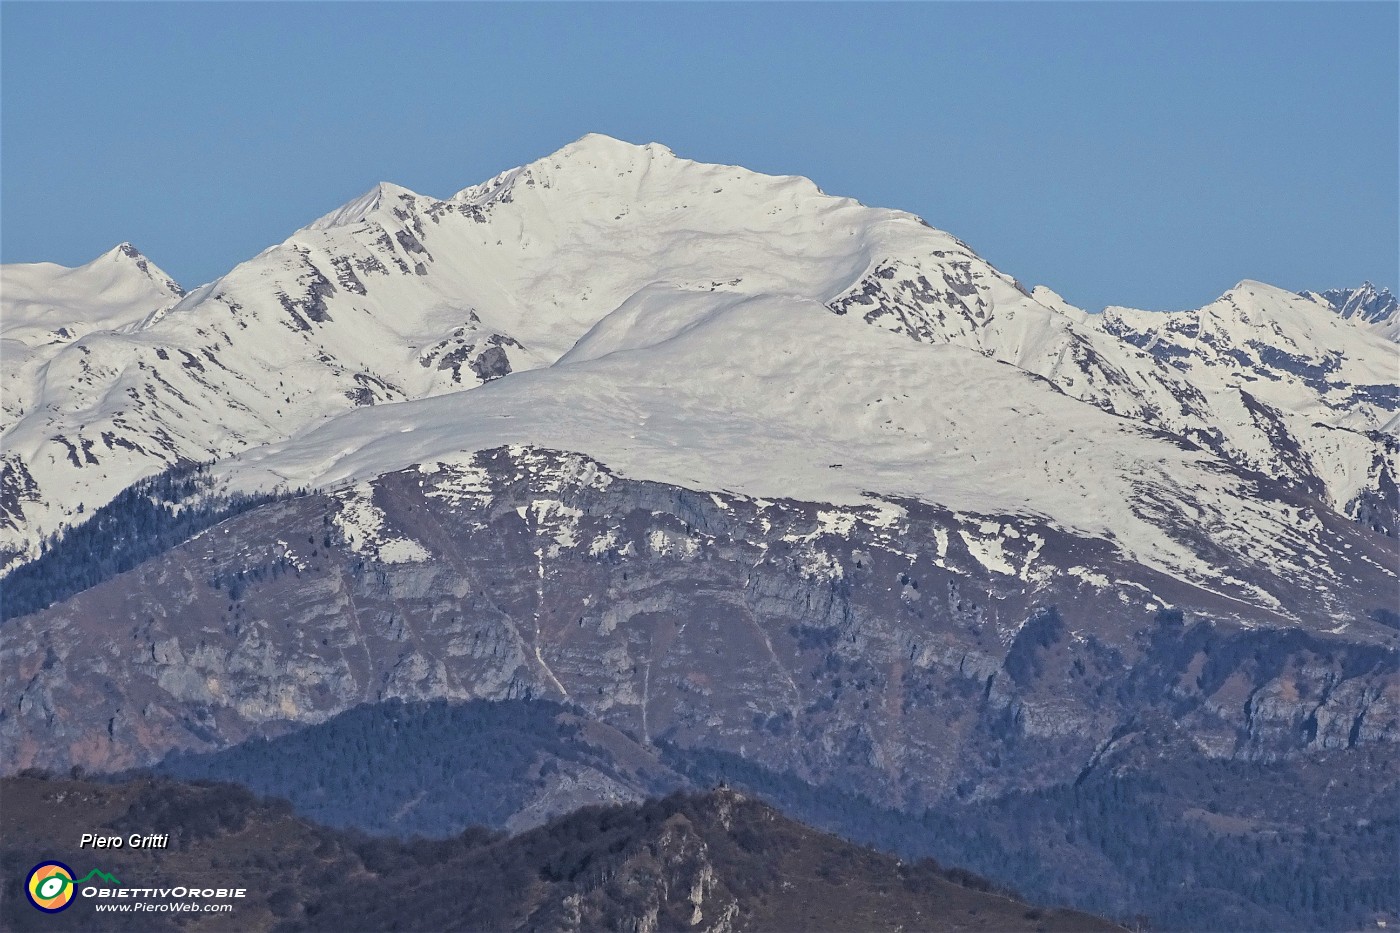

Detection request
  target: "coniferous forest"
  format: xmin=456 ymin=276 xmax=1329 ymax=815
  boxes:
xmin=0 ymin=463 xmax=293 ymax=621
xmin=129 ymin=698 xmax=1399 ymax=932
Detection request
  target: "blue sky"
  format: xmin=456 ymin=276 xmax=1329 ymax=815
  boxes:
xmin=2 ymin=2 xmax=1395 ymax=312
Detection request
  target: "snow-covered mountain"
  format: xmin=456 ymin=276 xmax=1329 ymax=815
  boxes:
xmin=5 ymin=137 xmax=1395 ymax=933
xmin=1095 ymin=283 xmax=1399 ymax=532
xmin=1 ymin=243 xmax=185 ymax=430
xmin=2 ymin=134 xmax=1396 ymax=607
xmin=1300 ymin=282 xmax=1400 ymax=343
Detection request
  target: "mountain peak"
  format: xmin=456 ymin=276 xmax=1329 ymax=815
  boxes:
xmin=554 ymin=132 xmax=675 ymax=160
xmin=1224 ymin=279 xmax=1297 ymax=300
xmin=1298 ymin=281 xmax=1399 ymax=341
xmin=448 ymin=134 xmax=713 ymax=207
xmin=96 ymin=242 xmax=155 ymax=271
xmin=302 ymin=181 xmax=423 ymax=232
xmin=515 ymin=133 xmax=687 ymax=182
xmin=93 ymin=242 xmax=183 ymax=296
xmin=1030 ymin=284 xmax=1089 ymax=321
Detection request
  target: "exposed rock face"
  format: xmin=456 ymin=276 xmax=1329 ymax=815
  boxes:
xmin=4 ymin=448 xmax=1394 ymax=813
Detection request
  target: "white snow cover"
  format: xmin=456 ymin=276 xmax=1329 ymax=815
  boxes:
xmin=220 ymin=285 xmax=1350 ymax=604
xmin=1096 ymin=282 xmax=1399 ymax=510
xmin=331 ymin=482 xmax=431 ymax=564
xmin=2 ymin=134 xmax=1396 ymax=609
xmin=1300 ymin=282 xmax=1400 ymax=343
xmin=1 ymin=244 xmax=183 ymax=430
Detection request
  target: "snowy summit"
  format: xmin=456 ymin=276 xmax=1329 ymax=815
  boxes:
xmin=1 ymin=134 xmax=1395 ymax=619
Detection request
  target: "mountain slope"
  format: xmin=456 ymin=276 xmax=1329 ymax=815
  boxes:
xmin=281 ymin=787 xmax=1122 ymax=933
xmin=4 ymin=134 xmax=1395 ymax=581
xmin=1097 ymin=283 xmax=1398 ymax=529
xmin=0 ymin=774 xmax=1119 ymax=932
xmin=1301 ymin=282 xmax=1400 ymax=342
xmin=220 ymin=289 xmax=1391 ymax=616
xmin=2 ymin=133 xmax=1395 ymax=933
xmin=152 ymin=698 xmax=686 ymax=835
xmin=1 ymin=243 xmax=184 ymax=432
xmin=1 ymin=134 xmax=927 ymax=565
xmin=0 ymin=242 xmax=183 ymax=346
xmin=2 ymin=446 xmax=1392 ymax=930
xmin=6 ymin=446 xmax=1393 ymax=783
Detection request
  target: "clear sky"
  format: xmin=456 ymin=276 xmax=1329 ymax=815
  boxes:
xmin=2 ymin=2 xmax=1396 ymax=312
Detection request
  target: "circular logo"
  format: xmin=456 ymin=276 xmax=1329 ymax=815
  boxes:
xmin=26 ymin=862 xmax=76 ymax=913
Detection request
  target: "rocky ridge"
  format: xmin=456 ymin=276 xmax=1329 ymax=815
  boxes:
xmin=1301 ymin=281 xmax=1400 ymax=342
xmin=5 ymin=448 xmax=1394 ymax=799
